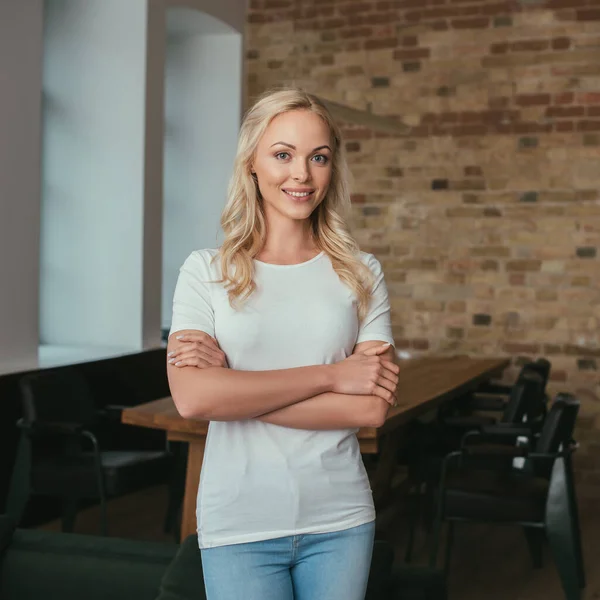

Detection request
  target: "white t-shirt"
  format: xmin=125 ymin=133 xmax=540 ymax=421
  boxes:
xmin=169 ymin=248 xmax=394 ymax=549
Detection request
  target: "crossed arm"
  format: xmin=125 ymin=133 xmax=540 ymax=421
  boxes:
xmin=255 ymin=341 xmax=397 ymax=429
xmin=167 ymin=331 xmax=398 ymax=430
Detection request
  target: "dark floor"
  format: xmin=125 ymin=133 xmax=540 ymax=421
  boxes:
xmin=39 ymin=485 xmax=598 ymax=600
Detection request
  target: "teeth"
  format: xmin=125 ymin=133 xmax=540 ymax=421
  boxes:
xmin=285 ymin=190 xmax=312 ymax=197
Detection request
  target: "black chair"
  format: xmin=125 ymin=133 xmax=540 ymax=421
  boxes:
xmin=403 ymin=371 xmax=547 ymax=562
xmin=429 ymin=393 xmax=585 ymax=600
xmin=6 ymin=368 xmax=174 ymax=536
xmin=439 ymin=358 xmax=551 ymax=431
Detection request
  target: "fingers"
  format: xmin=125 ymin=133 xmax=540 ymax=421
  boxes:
xmin=362 ymin=343 xmax=392 ymax=356
xmin=168 ymin=342 xmax=225 ymax=364
xmin=372 ymin=385 xmax=396 ymax=406
xmin=169 ymin=349 xmax=221 ymax=367
xmin=170 ymin=356 xmax=213 ymax=368
xmin=381 ymin=359 xmax=400 ymax=374
xmin=377 ymin=375 xmax=397 ymax=395
xmin=379 ymin=367 xmax=399 ymax=387
xmin=175 ymin=331 xmax=219 ymax=348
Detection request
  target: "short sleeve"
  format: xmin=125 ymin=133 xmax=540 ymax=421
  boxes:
xmin=356 ymin=253 xmax=395 ymax=347
xmin=169 ymin=250 xmax=216 ymax=338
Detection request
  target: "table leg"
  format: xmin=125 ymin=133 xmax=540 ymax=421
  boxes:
xmin=180 ymin=437 xmax=206 ymax=541
xmin=368 ymin=430 xmax=403 ymax=510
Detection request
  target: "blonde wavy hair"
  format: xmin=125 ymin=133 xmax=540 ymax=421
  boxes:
xmin=214 ymin=88 xmax=375 ymax=321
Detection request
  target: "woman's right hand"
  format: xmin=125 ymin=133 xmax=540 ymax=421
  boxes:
xmin=330 ymin=344 xmax=400 ymax=405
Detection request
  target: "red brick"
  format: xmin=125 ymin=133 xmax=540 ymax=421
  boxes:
xmin=393 ymin=48 xmax=431 ymax=60
xmin=589 ymin=107 xmax=600 ymax=117
xmin=247 ymin=12 xmax=272 ymax=23
xmin=510 ymin=39 xmax=549 ymax=52
xmin=555 ymin=121 xmax=575 ymax=132
xmin=342 ymin=128 xmax=373 ymax=140
xmin=401 ymin=36 xmax=419 ymax=47
xmin=349 ymin=13 xmax=395 ymax=26
xmin=451 ymin=17 xmax=489 ymax=29
xmin=546 ymin=106 xmax=585 ymax=118
xmin=577 ymin=8 xmax=600 ymax=20
xmin=490 ymin=42 xmax=509 ymax=54
xmin=365 ymin=38 xmax=398 ymax=49
xmin=516 ymin=93 xmax=551 ymax=106
xmin=351 ymin=194 xmax=366 ymax=204
xmin=509 ymin=274 xmax=526 ymax=285
xmin=555 ymin=92 xmax=574 ymax=104
xmin=550 ymin=370 xmax=568 ymax=382
xmin=340 ymin=27 xmax=373 ymax=38
xmin=453 ymin=124 xmax=489 ymax=136
xmin=545 ymin=0 xmax=587 ymax=7
xmin=479 ymin=2 xmax=514 ymax=16
xmin=264 ymin=0 xmax=292 ymax=7
xmin=503 ymin=343 xmax=541 ymax=354
xmin=552 ymin=36 xmax=571 ymax=50
xmin=578 ymin=121 xmax=600 ymax=132
xmin=506 ymin=260 xmax=542 ymax=272
xmin=322 ymin=18 xmax=346 ymax=29
xmin=513 ymin=122 xmax=553 ymax=134
xmin=464 ymin=166 xmax=483 ymax=176
xmin=578 ymin=92 xmax=600 ymax=104
xmin=404 ymin=10 xmax=423 ymax=22
xmin=489 ymin=96 xmax=510 ymax=109
xmin=412 ymin=339 xmax=430 ymax=350
xmin=338 ymin=2 xmax=371 ymax=15
xmin=431 ymin=20 xmax=449 ymax=30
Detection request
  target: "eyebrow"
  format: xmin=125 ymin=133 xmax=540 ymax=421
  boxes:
xmin=270 ymin=141 xmax=332 ymax=152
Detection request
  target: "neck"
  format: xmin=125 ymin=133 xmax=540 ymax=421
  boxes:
xmin=259 ymin=214 xmax=318 ymax=261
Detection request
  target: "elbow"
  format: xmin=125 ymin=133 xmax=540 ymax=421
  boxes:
xmin=367 ymin=398 xmax=390 ymax=428
xmin=172 ymin=392 xmax=211 ymax=421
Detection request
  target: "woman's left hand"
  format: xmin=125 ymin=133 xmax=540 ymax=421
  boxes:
xmin=168 ymin=332 xmax=229 ymax=369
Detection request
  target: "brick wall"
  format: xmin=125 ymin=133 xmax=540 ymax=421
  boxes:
xmin=246 ymin=0 xmax=600 ymax=494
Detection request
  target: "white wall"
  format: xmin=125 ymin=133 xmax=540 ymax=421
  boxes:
xmin=0 ymin=0 xmax=44 ymax=375
xmin=0 ymin=0 xmax=246 ymax=373
xmin=40 ymin=0 xmax=148 ymax=350
xmin=161 ymin=9 xmax=243 ymax=328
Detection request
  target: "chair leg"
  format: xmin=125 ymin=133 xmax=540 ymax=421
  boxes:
xmin=566 ymin=472 xmax=585 ymax=589
xmin=61 ymin=497 xmax=78 ymax=533
xmin=443 ymin=522 xmax=455 ymax=576
xmin=99 ymin=493 xmax=109 ymax=536
xmin=523 ymin=526 xmax=544 ymax=569
xmin=428 ymin=509 xmax=444 ymax=569
xmin=404 ymin=483 xmax=420 ymax=563
xmin=164 ymin=441 xmax=187 ymax=542
xmin=546 ymin=523 xmax=581 ymax=600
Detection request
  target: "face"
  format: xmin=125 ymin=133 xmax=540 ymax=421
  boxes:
xmin=251 ymin=109 xmax=333 ymax=224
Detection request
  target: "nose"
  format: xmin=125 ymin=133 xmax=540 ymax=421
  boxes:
xmin=292 ymin=160 xmax=310 ymax=183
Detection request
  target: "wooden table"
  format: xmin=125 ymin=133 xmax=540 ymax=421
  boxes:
xmin=122 ymin=355 xmax=509 ymax=540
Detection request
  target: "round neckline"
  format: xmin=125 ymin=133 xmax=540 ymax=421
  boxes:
xmin=253 ymin=251 xmax=325 ymax=269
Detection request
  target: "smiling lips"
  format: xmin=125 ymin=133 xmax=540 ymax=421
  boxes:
xmin=282 ymin=188 xmax=315 ymax=201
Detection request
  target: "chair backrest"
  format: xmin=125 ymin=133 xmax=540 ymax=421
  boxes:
xmin=532 ymin=393 xmax=579 ymax=479
xmin=501 ymin=371 xmax=544 ymax=424
xmin=19 ymin=368 xmax=97 ymax=427
xmin=531 ymin=358 xmax=552 ymax=394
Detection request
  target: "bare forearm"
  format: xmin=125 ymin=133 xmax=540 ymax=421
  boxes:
xmin=168 ymin=364 xmax=333 ymax=421
xmin=257 ymin=345 xmax=397 ymax=430
xmin=257 ymin=392 xmax=389 ymax=430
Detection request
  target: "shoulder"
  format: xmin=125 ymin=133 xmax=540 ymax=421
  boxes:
xmin=179 ymin=248 xmax=222 ymax=278
xmin=358 ymin=251 xmax=383 ymax=275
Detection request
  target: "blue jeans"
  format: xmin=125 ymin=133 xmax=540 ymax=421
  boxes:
xmin=200 ymin=521 xmax=376 ymax=600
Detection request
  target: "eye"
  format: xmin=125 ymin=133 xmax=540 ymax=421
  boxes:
xmin=312 ymin=154 xmax=329 ymax=165
xmin=275 ymin=151 xmax=290 ymax=160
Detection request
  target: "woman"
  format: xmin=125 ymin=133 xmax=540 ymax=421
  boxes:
xmin=166 ymin=88 xmax=399 ymax=600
